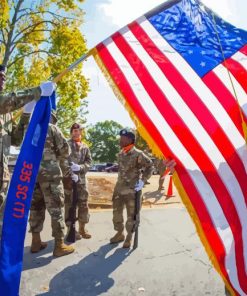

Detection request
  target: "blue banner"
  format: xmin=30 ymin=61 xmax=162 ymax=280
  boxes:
xmin=0 ymin=93 xmax=55 ymax=295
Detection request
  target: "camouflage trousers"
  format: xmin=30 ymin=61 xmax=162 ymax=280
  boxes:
xmin=29 ymin=179 xmax=65 ymax=239
xmin=0 ymin=181 xmax=9 ymax=240
xmin=112 ymin=188 xmax=141 ymax=234
xmin=158 ymin=164 xmax=167 ymax=189
xmin=64 ymin=183 xmax=90 ymax=225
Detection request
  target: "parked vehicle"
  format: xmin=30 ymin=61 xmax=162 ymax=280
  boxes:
xmin=105 ymin=164 xmax=119 ymax=173
xmin=89 ymin=165 xmax=98 ymax=172
xmin=89 ymin=163 xmax=115 ymax=172
xmin=89 ymin=164 xmax=106 ymax=172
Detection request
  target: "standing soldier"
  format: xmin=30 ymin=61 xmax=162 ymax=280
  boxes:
xmin=110 ymin=128 xmax=154 ymax=248
xmin=157 ymin=158 xmax=167 ymax=191
xmin=0 ymin=64 xmax=55 ymax=238
xmin=64 ymin=123 xmax=92 ymax=240
xmin=29 ymin=112 xmax=76 ymax=257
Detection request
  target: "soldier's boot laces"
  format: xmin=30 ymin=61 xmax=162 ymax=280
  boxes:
xmin=53 ymin=239 xmax=75 ymax=257
xmin=123 ymin=234 xmax=132 ymax=248
xmin=79 ymin=223 xmax=92 ymax=239
xmin=110 ymin=231 xmax=125 ymax=244
xmin=30 ymin=233 xmax=47 ymax=253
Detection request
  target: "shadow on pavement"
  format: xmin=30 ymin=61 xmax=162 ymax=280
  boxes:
xmin=143 ymin=190 xmax=165 ymax=204
xmin=22 ymin=239 xmax=54 ymax=271
xmin=37 ymin=243 xmax=131 ymax=296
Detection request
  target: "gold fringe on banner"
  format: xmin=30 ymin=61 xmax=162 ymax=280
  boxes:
xmin=91 ymin=47 xmax=235 ymax=296
xmin=91 ymin=48 xmax=163 ymax=158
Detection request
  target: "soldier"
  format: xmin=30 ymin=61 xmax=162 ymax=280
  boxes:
xmin=110 ymin=128 xmax=154 ymax=248
xmin=28 ymin=111 xmax=76 ymax=257
xmin=157 ymin=158 xmax=167 ymax=191
xmin=64 ymin=123 xmax=92 ymax=240
xmin=0 ymin=64 xmax=55 ymax=238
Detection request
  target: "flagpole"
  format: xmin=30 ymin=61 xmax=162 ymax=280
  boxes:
xmin=12 ymin=50 xmax=92 ymax=121
xmin=52 ymin=51 xmax=92 ymax=83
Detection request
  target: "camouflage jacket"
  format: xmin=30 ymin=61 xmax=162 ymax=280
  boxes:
xmin=67 ymin=139 xmax=92 ymax=185
xmin=0 ymin=87 xmax=41 ymax=115
xmin=0 ymin=87 xmax=41 ymax=186
xmin=115 ymin=146 xmax=154 ymax=192
xmin=0 ymin=113 xmax=31 ymax=185
xmin=37 ymin=124 xmax=71 ymax=183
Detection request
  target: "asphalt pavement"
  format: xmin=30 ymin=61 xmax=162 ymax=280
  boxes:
xmin=20 ymin=207 xmax=225 ymax=296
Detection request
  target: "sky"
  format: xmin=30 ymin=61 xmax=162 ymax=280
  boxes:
xmin=81 ymin=0 xmax=247 ymax=128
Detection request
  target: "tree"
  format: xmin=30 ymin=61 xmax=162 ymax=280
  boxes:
xmin=135 ymin=130 xmax=149 ymax=151
xmin=86 ymin=120 xmax=123 ymax=163
xmin=0 ymin=0 xmax=89 ymax=133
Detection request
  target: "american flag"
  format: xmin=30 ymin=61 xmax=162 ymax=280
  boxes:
xmin=92 ymin=0 xmax=247 ymax=294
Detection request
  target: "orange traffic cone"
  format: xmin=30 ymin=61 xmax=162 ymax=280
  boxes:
xmin=165 ymin=175 xmax=175 ymax=200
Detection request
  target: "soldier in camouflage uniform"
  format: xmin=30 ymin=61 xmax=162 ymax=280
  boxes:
xmin=29 ymin=112 xmax=75 ymax=257
xmin=110 ymin=128 xmax=154 ymax=248
xmin=157 ymin=158 xmax=167 ymax=191
xmin=0 ymin=64 xmax=55 ymax=238
xmin=64 ymin=123 xmax=92 ymax=240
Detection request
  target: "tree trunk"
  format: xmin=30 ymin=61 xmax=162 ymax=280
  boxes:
xmin=2 ymin=0 xmax=24 ymax=67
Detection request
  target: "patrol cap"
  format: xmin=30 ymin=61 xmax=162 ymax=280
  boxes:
xmin=0 ymin=65 xmax=6 ymax=72
xmin=119 ymin=128 xmax=136 ymax=142
xmin=70 ymin=122 xmax=83 ymax=133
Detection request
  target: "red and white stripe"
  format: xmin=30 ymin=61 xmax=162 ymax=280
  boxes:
xmin=95 ymin=15 xmax=247 ymax=295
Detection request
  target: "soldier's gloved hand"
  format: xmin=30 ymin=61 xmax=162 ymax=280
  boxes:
xmin=71 ymin=162 xmax=81 ymax=172
xmin=134 ymin=180 xmax=144 ymax=191
xmin=40 ymin=81 xmax=56 ymax=97
xmin=71 ymin=174 xmax=79 ymax=183
xmin=23 ymin=100 xmax=36 ymax=114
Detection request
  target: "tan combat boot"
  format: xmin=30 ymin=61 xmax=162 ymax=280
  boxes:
xmin=158 ymin=185 xmax=165 ymax=191
xmin=30 ymin=233 xmax=47 ymax=253
xmin=158 ymin=178 xmax=165 ymax=191
xmin=110 ymin=231 xmax=125 ymax=244
xmin=53 ymin=239 xmax=75 ymax=257
xmin=75 ymin=230 xmax=82 ymax=240
xmin=123 ymin=233 xmax=132 ymax=248
xmin=79 ymin=223 xmax=92 ymax=239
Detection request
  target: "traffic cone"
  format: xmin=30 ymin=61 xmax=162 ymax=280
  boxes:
xmin=165 ymin=175 xmax=175 ymax=200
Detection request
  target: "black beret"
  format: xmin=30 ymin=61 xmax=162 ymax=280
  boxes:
xmin=119 ymin=128 xmax=136 ymax=141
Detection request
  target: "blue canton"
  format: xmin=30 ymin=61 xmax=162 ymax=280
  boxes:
xmin=147 ymin=0 xmax=247 ymax=77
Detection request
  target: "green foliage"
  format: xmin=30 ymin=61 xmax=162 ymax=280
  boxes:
xmin=0 ymin=0 xmax=9 ymax=29
xmin=86 ymin=120 xmax=123 ymax=163
xmin=135 ymin=130 xmax=149 ymax=151
xmin=0 ymin=0 xmax=89 ymax=134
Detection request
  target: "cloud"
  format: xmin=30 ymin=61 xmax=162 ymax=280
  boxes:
xmin=202 ymin=0 xmax=232 ymax=18
xmin=84 ymin=58 xmax=112 ymax=88
xmin=98 ymin=0 xmax=234 ymax=28
xmin=98 ymin=0 xmax=164 ymax=27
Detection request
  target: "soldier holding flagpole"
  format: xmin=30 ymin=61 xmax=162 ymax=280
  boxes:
xmin=0 ymin=64 xmax=55 ymax=240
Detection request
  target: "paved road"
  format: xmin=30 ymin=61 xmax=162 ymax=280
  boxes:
xmin=20 ymin=207 xmax=225 ymax=296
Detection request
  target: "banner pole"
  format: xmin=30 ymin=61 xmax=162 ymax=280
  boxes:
xmin=12 ymin=50 xmax=92 ymax=122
